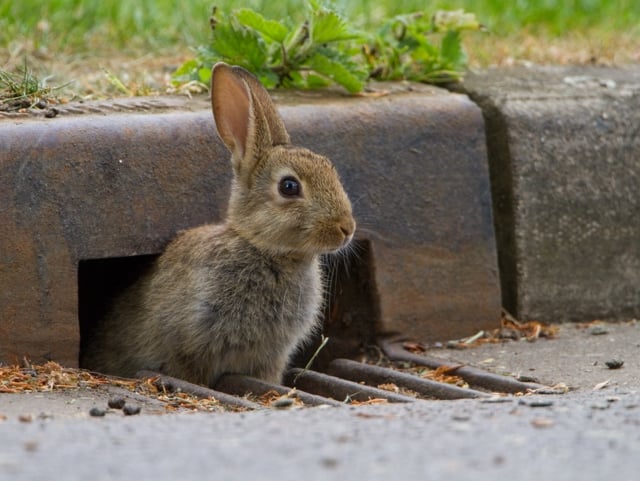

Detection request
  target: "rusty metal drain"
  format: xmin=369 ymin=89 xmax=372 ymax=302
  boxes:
xmin=380 ymin=338 xmax=544 ymax=394
xmin=137 ymin=370 xmax=261 ymax=410
xmin=284 ymin=368 xmax=417 ymax=404
xmin=136 ymin=337 xmax=546 ymax=411
xmin=326 ymin=358 xmax=487 ymax=400
xmin=214 ymin=374 xmax=342 ymax=407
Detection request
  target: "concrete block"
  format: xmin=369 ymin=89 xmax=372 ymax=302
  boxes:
xmin=0 ymin=86 xmax=500 ymax=366
xmin=461 ymin=66 xmax=640 ymax=322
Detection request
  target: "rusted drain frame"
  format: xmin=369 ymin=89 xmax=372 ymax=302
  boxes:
xmin=215 ymin=373 xmax=343 ymax=407
xmin=326 ymin=358 xmax=488 ymax=400
xmin=136 ymin=339 xmax=546 ymax=410
xmin=380 ymin=338 xmax=544 ymax=394
xmin=284 ymin=367 xmax=417 ymax=403
xmin=137 ymin=370 xmax=261 ymax=410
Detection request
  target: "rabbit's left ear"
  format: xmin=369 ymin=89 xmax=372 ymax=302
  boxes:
xmin=211 ymin=63 xmax=290 ymax=180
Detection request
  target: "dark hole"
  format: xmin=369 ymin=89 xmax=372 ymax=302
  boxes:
xmin=78 ymin=254 xmax=158 ymax=365
xmin=77 ymin=240 xmax=380 ymax=371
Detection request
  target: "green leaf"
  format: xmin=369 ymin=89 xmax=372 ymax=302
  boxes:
xmin=310 ymin=6 xmax=361 ymax=43
xmin=305 ymin=73 xmax=331 ymax=88
xmin=306 ymin=52 xmax=364 ymax=93
xmin=173 ymin=58 xmax=199 ymax=78
xmin=210 ymin=20 xmax=267 ymax=71
xmin=440 ymin=30 xmax=466 ymax=69
xmin=198 ymin=67 xmax=212 ymax=84
xmin=234 ymin=8 xmax=288 ymax=43
xmin=255 ymin=70 xmax=280 ymax=89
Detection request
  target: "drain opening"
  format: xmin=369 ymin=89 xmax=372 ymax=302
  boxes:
xmin=77 ymin=240 xmax=379 ymax=372
xmin=78 ymin=254 xmax=158 ymax=365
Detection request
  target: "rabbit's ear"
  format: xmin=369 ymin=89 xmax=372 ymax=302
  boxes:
xmin=211 ymin=63 xmax=290 ymax=180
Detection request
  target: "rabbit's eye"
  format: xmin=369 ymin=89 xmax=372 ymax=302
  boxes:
xmin=278 ymin=176 xmax=301 ymax=198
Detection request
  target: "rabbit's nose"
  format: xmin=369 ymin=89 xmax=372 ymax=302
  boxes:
xmin=339 ymin=218 xmax=356 ymax=239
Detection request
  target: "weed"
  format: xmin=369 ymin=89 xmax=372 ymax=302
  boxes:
xmin=0 ymin=60 xmax=67 ymax=111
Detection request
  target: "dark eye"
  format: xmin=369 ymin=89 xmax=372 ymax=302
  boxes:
xmin=278 ymin=176 xmax=301 ymax=198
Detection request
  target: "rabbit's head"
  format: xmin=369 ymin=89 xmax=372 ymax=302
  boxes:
xmin=211 ymin=63 xmax=355 ymax=259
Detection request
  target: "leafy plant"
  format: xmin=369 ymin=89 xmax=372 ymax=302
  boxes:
xmin=363 ymin=9 xmax=482 ymax=84
xmin=173 ymin=1 xmax=482 ymax=94
xmin=173 ymin=0 xmax=367 ymax=93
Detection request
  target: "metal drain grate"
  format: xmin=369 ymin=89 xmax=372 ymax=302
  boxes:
xmin=136 ymin=339 xmax=545 ymax=410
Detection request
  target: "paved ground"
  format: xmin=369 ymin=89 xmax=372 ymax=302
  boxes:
xmin=427 ymin=320 xmax=640 ymax=392
xmin=2 ymin=389 xmax=639 ymax=481
xmin=1 ymin=321 xmax=639 ymax=481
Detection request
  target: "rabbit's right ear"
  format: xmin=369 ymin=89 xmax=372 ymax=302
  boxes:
xmin=211 ymin=63 xmax=290 ymax=181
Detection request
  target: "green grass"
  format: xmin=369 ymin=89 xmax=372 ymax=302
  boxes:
xmin=1 ymin=0 xmax=638 ymax=54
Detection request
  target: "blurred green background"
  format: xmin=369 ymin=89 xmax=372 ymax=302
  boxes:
xmin=1 ymin=0 xmax=638 ymax=98
xmin=1 ymin=0 xmax=638 ymax=53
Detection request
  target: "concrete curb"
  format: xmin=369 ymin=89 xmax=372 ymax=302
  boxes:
xmin=459 ymin=65 xmax=640 ymax=322
xmin=0 ymin=84 xmax=500 ymax=366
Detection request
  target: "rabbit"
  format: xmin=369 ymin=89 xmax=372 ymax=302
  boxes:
xmin=81 ymin=62 xmax=356 ymax=386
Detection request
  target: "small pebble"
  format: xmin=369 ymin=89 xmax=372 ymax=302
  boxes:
xmin=108 ymin=397 xmax=126 ymax=410
xmin=520 ymin=399 xmax=553 ymax=408
xmin=480 ymin=396 xmax=513 ymax=404
xmin=23 ymin=441 xmax=38 ymax=452
xmin=605 ymin=359 xmax=624 ymax=369
xmin=271 ymin=397 xmax=295 ymax=409
xmin=591 ymin=402 xmax=610 ymax=410
xmin=589 ymin=325 xmax=608 ymax=336
xmin=89 ymin=407 xmax=106 ymax=417
xmin=451 ymin=412 xmax=471 ymax=421
xmin=122 ymin=404 xmax=141 ymax=416
xmin=530 ymin=417 xmax=554 ymax=428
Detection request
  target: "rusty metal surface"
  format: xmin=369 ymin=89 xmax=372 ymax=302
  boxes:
xmin=0 ymin=96 xmax=210 ymax=119
xmin=136 ymin=370 xmax=261 ymax=410
xmin=0 ymin=89 xmax=500 ymax=366
xmin=284 ymin=368 xmax=416 ymax=403
xmin=327 ymin=358 xmax=488 ymax=400
xmin=381 ymin=339 xmax=543 ymax=394
xmin=214 ymin=374 xmax=343 ymax=407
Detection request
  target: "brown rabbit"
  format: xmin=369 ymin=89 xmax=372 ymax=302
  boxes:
xmin=81 ymin=63 xmax=355 ymax=386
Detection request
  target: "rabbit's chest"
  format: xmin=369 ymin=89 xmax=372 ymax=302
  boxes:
xmin=197 ymin=257 xmax=322 ymax=347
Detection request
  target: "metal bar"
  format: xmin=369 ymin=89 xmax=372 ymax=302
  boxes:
xmin=136 ymin=370 xmax=261 ymax=410
xmin=214 ymin=374 xmax=343 ymax=407
xmin=380 ymin=339 xmax=545 ymax=394
xmin=327 ymin=358 xmax=488 ymax=400
xmin=284 ymin=368 xmax=416 ymax=404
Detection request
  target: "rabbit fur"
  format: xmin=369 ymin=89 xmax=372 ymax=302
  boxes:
xmin=81 ymin=63 xmax=355 ymax=386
